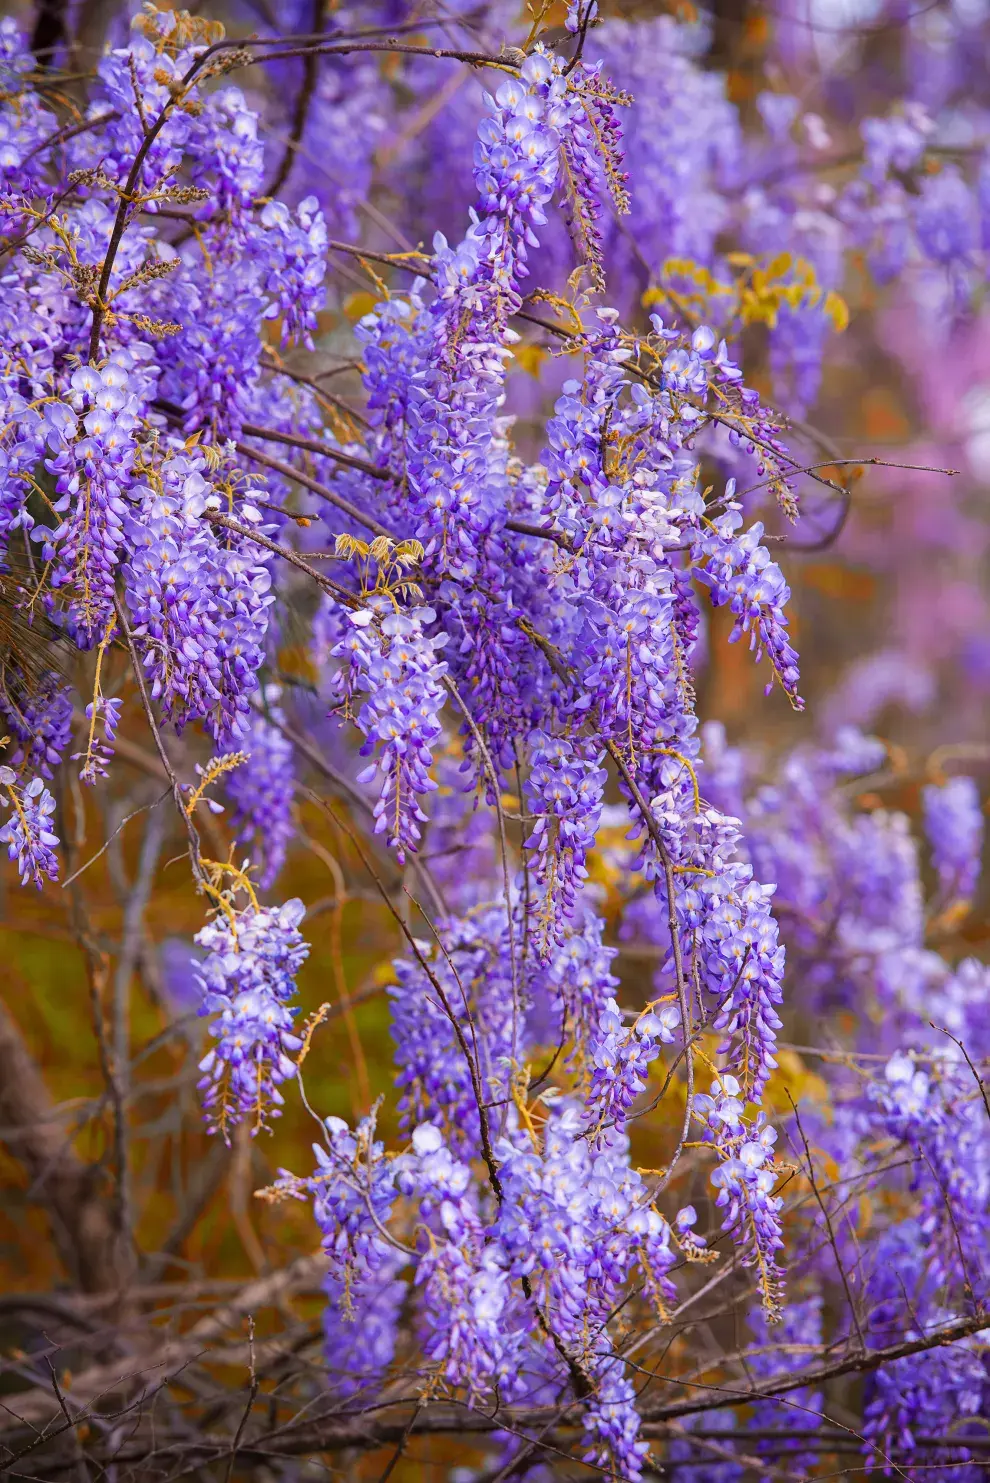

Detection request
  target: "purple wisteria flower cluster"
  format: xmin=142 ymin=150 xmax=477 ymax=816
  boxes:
xmin=195 ymin=896 xmax=308 ymax=1139
xmin=0 ymin=765 xmax=59 ymax=888
xmin=327 ymin=597 xmax=448 ymax=862
xmin=1 ymin=2 xmax=989 ymax=1477
xmin=225 ymin=686 xmax=295 ymax=890
xmin=923 ymin=773 xmax=985 ymax=907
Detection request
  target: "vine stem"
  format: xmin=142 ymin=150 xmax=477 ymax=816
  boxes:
xmin=604 ymin=738 xmax=696 ymax=1169
xmin=112 ymin=596 xmax=206 ymax=890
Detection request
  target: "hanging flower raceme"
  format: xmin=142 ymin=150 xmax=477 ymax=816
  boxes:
xmin=0 ymin=673 xmax=72 ymax=781
xmin=397 ymin=1123 xmax=513 ymax=1401
xmin=534 ymin=909 xmax=621 ymax=1069
xmin=36 ymin=355 xmax=149 ymax=648
xmin=358 ymin=49 xmax=566 ymax=579
xmin=226 ymin=687 xmax=295 ymax=890
xmin=122 ymin=452 xmax=275 ymax=741
xmin=693 ymin=1076 xmax=785 ymax=1320
xmin=584 ymin=995 xmax=680 ymax=1137
xmin=257 ymin=195 xmax=328 ymax=349
xmin=311 ymin=1110 xmax=401 ymax=1299
xmin=0 ymin=765 xmax=59 ymax=888
xmin=195 ymin=896 xmax=308 ymax=1139
xmin=327 ymin=597 xmax=448 ymax=863
xmin=681 ymin=809 xmax=787 ymax=1102
xmin=922 ymin=774 xmax=984 ymax=908
xmin=388 ymin=907 xmax=515 ymax=1157
xmin=864 ymin=1052 xmax=987 ymax=1294
xmin=693 ymin=483 xmax=803 ymax=709
xmin=0 ymin=19 xmax=57 ymax=191
xmin=524 ymin=731 xmax=606 ymax=958
xmin=582 ymin=1356 xmax=651 ymax=1480
xmin=73 ymin=695 xmax=123 ymax=785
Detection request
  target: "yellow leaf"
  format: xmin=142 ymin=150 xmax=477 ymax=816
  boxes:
xmin=824 ymin=290 xmax=850 ymax=333
xmin=769 ymin=1049 xmax=829 ymax=1110
xmin=819 ymin=1152 xmax=841 ymax=1184
xmin=803 ymin=561 xmax=875 ymax=602
xmin=663 ymin=256 xmax=709 ymax=286
xmin=344 ymin=291 xmax=379 ymax=322
xmin=514 ymin=343 xmax=546 ymax=378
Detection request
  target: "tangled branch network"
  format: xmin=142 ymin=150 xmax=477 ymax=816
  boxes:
xmin=0 ymin=0 xmax=988 ymax=1477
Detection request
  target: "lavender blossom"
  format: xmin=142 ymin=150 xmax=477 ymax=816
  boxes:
xmin=694 ymin=1077 xmax=785 ymax=1319
xmin=0 ymin=767 xmax=59 ymax=888
xmin=0 ymin=674 xmax=72 ymax=781
xmin=524 ymin=732 xmax=606 ymax=958
xmin=585 ymin=996 xmax=680 ymax=1136
xmin=923 ymin=775 xmax=983 ymax=904
xmin=195 ymin=898 xmax=308 ymax=1139
xmin=227 ymin=688 xmax=295 ymax=890
xmin=329 ymin=600 xmax=448 ymax=863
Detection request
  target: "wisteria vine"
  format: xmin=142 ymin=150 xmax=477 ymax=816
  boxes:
xmin=0 ymin=2 xmax=988 ymax=1479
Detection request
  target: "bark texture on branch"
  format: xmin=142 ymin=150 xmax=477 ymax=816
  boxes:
xmin=0 ymin=994 xmax=118 ymax=1293
xmin=0 ymin=1252 xmax=328 ymax=1434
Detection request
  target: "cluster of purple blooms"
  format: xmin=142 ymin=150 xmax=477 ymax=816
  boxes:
xmin=923 ymin=773 xmax=985 ymax=905
xmin=0 ymin=3 xmax=988 ymax=1477
xmin=585 ymin=994 xmax=680 ymax=1136
xmin=290 ymin=1098 xmax=694 ymax=1479
xmin=0 ymin=766 xmax=60 ymax=888
xmin=226 ymin=687 xmax=295 ymax=890
xmin=387 ymin=904 xmax=517 ymax=1156
xmin=38 ymin=358 xmax=143 ymax=646
xmin=0 ymin=673 xmax=72 ymax=781
xmin=694 ymin=1076 xmax=785 ymax=1319
xmin=122 ymin=454 xmax=275 ymax=741
xmin=327 ymin=599 xmax=448 ymax=862
xmin=524 ymin=732 xmax=606 ymax=957
xmin=73 ymin=693 xmax=122 ymax=784
xmin=0 ymin=19 xmax=53 ymax=183
xmin=694 ymin=488 xmax=803 ymax=706
xmin=194 ymin=896 xmax=308 ymax=1139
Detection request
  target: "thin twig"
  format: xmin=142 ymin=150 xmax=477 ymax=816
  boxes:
xmin=61 ymin=791 xmax=169 ymax=888
xmin=239 ymin=421 xmax=391 ymax=489
xmin=111 ymin=804 xmax=168 ymax=1265
xmin=785 ymin=1090 xmax=867 ymax=1353
xmin=263 ymin=0 xmax=328 ymax=197
xmin=932 ymin=1023 xmax=990 ymax=1129
xmin=234 ymin=441 xmax=391 ymax=536
xmin=113 ymin=597 xmax=205 ymax=888
xmin=223 ymin=1317 xmax=259 ymax=1483
xmin=202 ymin=511 xmax=360 ymax=607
